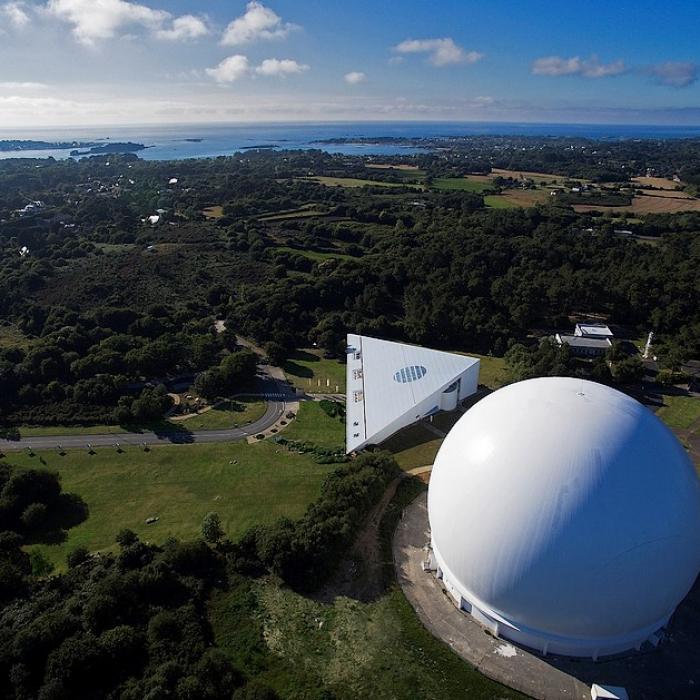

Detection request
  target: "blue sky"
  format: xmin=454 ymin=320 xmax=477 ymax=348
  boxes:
xmin=1 ymin=0 xmax=699 ymax=127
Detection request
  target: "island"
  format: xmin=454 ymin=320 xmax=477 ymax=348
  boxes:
xmin=69 ymin=142 xmax=148 ymax=156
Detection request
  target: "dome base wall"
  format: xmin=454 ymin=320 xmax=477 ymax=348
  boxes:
xmin=432 ymin=540 xmax=670 ymax=659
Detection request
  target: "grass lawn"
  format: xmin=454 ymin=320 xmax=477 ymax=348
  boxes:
xmin=178 ymin=397 xmax=266 ymax=430
xmin=381 ymin=423 xmax=442 ymax=470
xmin=18 ymin=424 xmax=128 ymax=438
xmin=283 ymin=401 xmax=345 ymax=449
xmin=469 ymin=353 xmax=508 ymax=389
xmin=657 ymin=394 xmax=700 ymax=430
xmin=432 ymin=177 xmax=491 ymax=193
xmin=10 ymin=440 xmax=332 ymax=570
xmin=283 ymin=349 xmax=346 ymax=393
xmin=18 ymin=399 xmax=266 ymax=437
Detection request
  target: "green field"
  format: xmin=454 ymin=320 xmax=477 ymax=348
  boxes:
xmin=10 ymin=441 xmax=332 ymax=569
xmin=432 ymin=177 xmax=491 ymax=193
xmin=307 ymin=176 xmax=422 ymax=189
xmin=277 ymin=246 xmax=354 ymax=262
xmin=0 ymin=323 xmax=32 ymax=350
xmin=258 ymin=204 xmax=329 ymax=221
xmin=202 ymin=205 xmax=224 ymax=219
xmin=484 ymin=194 xmax=520 ymax=209
xmin=283 ymin=401 xmax=345 ymax=449
xmin=657 ymin=394 xmax=700 ymax=430
xmin=283 ymin=349 xmax=346 ymax=392
xmin=177 ymin=397 xmax=266 ymax=430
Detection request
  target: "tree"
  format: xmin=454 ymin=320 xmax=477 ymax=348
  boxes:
xmin=612 ymin=356 xmax=644 ymax=384
xmin=264 ymin=341 xmax=287 ymax=366
xmin=194 ymin=368 xmax=222 ymax=400
xmin=220 ymin=350 xmax=258 ymax=390
xmin=21 ymin=502 xmax=48 ymax=531
xmin=116 ymin=528 xmax=138 ymax=547
xmin=201 ymin=512 xmax=224 ymax=544
xmin=29 ymin=549 xmax=54 ymax=577
xmin=66 ymin=546 xmax=90 ymax=569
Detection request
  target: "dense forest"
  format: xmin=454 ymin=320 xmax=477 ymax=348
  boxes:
xmin=0 ymin=143 xmax=699 ymax=427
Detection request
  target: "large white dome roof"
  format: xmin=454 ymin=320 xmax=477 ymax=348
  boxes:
xmin=428 ymin=377 xmax=700 ymax=657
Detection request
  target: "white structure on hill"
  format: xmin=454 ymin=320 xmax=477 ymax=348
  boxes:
xmin=345 ymin=334 xmax=479 ymax=453
xmin=428 ymin=377 xmax=700 ymax=658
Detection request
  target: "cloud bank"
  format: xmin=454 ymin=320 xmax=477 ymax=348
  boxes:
xmin=393 ymin=38 xmax=483 ymax=66
xmin=44 ymin=0 xmax=207 ymax=45
xmin=532 ymin=55 xmax=627 ymax=78
xmin=344 ymin=71 xmax=366 ymax=84
xmin=647 ymin=61 xmax=697 ymax=88
xmin=1 ymin=1 xmax=29 ymax=28
xmin=222 ymin=1 xmax=298 ymax=46
xmin=207 ymin=56 xmax=309 ymax=83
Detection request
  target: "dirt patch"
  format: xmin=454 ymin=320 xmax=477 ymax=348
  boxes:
xmin=366 ymin=163 xmax=420 ymax=170
xmin=574 ymin=195 xmax=700 ymax=214
xmin=314 ymin=477 xmax=402 ymax=603
xmin=632 ymin=176 xmax=683 ymax=190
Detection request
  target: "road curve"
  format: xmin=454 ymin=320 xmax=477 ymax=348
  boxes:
xmin=0 ymin=377 xmax=293 ymax=453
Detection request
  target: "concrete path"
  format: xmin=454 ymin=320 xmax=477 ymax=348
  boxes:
xmin=393 ymin=493 xmax=700 ymax=700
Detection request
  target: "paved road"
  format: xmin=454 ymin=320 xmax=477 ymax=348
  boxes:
xmin=0 ymin=376 xmax=293 ymax=453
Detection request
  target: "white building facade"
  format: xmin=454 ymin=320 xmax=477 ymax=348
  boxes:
xmin=346 ymin=334 xmax=480 ymax=453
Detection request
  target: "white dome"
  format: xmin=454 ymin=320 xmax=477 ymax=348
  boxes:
xmin=428 ymin=377 xmax=700 ymax=658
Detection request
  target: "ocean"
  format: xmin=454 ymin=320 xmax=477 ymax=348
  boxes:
xmin=2 ymin=121 xmax=700 ymax=161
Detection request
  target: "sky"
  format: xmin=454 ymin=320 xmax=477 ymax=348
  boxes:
xmin=1 ymin=0 xmax=700 ymax=128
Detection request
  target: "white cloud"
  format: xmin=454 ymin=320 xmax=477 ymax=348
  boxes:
xmin=255 ymin=58 xmax=308 ymax=77
xmin=154 ymin=14 xmax=208 ymax=41
xmin=206 ymin=55 xmax=250 ymax=83
xmin=393 ymin=38 xmax=483 ymax=66
xmin=222 ymin=1 xmax=298 ymax=46
xmin=344 ymin=71 xmax=366 ymax=85
xmin=1 ymin=1 xmax=29 ymax=28
xmin=45 ymin=0 xmax=207 ymax=45
xmin=532 ymin=55 xmax=627 ymax=78
xmin=648 ymin=61 xmax=697 ymax=88
xmin=0 ymin=81 xmax=48 ymax=89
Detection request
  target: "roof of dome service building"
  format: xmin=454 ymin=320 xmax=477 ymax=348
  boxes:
xmin=346 ymin=334 xmax=479 ymax=453
xmin=428 ymin=377 xmax=700 ymax=658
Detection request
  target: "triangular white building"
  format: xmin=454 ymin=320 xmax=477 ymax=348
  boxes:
xmin=346 ymin=334 xmax=480 ymax=453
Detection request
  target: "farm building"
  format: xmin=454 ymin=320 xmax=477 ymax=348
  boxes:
xmin=345 ymin=334 xmax=479 ymax=453
xmin=427 ymin=377 xmax=700 ymax=658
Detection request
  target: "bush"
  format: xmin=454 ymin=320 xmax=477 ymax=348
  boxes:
xmin=202 ymin=512 xmax=224 ymax=544
xmin=318 ymin=400 xmax=345 ymax=420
